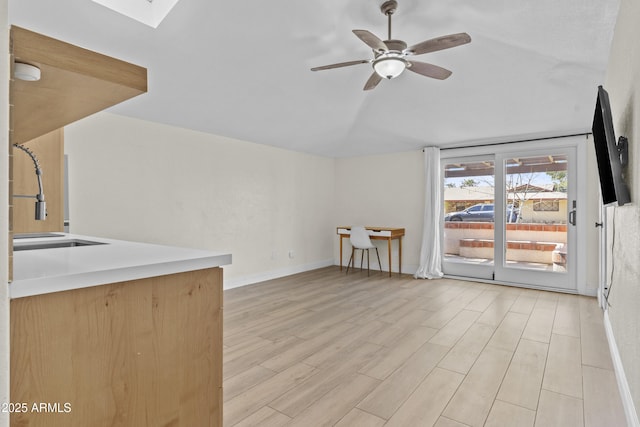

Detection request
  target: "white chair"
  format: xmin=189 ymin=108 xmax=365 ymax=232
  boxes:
xmin=346 ymin=226 xmax=382 ymax=276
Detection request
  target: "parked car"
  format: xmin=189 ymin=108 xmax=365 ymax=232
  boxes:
xmin=444 ymin=203 xmax=519 ymax=222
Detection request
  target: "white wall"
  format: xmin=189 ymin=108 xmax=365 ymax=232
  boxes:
xmin=64 ymin=113 xmax=336 ymax=288
xmin=602 ymin=0 xmax=640 ymax=417
xmin=334 ymin=150 xmax=425 ymax=273
xmin=1 ymin=2 xmax=10 ymax=425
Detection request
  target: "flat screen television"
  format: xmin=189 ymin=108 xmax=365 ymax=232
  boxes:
xmin=592 ymin=85 xmax=630 ymax=206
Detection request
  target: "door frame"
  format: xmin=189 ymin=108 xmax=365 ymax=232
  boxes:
xmin=440 ymin=135 xmax=589 ymax=294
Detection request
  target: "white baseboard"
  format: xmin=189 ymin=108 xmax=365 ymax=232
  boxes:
xmin=224 ymin=259 xmax=334 ymax=290
xmin=333 ymin=258 xmax=418 ymax=276
xmin=603 ymin=310 xmax=640 ymax=427
xmin=225 ymin=259 xmax=418 ymax=290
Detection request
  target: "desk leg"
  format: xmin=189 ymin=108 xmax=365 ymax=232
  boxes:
xmin=399 ymin=237 xmax=402 ymax=276
xmin=387 ymin=238 xmax=392 ymax=277
xmin=339 ymin=236 xmax=343 ymax=271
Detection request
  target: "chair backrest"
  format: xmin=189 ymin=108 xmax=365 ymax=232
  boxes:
xmin=350 ymin=226 xmax=373 ymax=249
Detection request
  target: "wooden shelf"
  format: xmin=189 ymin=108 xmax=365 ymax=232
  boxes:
xmin=10 ymin=26 xmax=147 ymax=144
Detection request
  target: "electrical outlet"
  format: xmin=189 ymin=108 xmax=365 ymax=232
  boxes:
xmin=288 ymin=250 xmax=295 ymax=259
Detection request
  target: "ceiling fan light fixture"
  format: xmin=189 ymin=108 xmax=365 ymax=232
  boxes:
xmin=373 ymin=56 xmax=406 ymax=79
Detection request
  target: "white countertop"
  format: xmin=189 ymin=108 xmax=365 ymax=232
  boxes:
xmin=11 ymin=233 xmax=232 ymax=299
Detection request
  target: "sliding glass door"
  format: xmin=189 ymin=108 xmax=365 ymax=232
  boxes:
xmin=441 ymin=143 xmax=579 ymax=292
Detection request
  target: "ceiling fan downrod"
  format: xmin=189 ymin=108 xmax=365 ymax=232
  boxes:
xmin=381 ymin=0 xmax=397 ymax=40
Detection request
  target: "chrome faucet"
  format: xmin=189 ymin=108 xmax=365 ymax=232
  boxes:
xmin=13 ymin=143 xmax=46 ymax=221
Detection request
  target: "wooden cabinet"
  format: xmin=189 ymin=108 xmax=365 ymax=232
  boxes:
xmin=10 ymin=268 xmax=223 ymax=427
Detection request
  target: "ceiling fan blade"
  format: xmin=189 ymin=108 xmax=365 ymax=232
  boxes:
xmin=406 ymin=32 xmax=471 ymax=56
xmin=353 ymin=29 xmax=388 ymax=52
xmin=363 ymin=72 xmax=382 ymax=91
xmin=311 ymin=59 xmax=370 ymax=71
xmin=406 ymin=61 xmax=452 ymax=80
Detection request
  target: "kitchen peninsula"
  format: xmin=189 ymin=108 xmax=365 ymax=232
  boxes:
xmin=10 ymin=234 xmax=231 ymax=426
xmin=7 ymin=24 xmax=232 ymax=427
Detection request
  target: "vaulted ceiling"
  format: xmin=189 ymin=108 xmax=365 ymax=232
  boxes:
xmin=9 ymin=0 xmax=620 ymax=157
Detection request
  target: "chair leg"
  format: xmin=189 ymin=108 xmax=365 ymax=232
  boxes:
xmin=375 ymin=247 xmax=382 ymax=273
xmin=367 ymin=248 xmax=370 ymax=276
xmin=346 ymin=248 xmax=355 ymax=274
xmin=360 ymin=249 xmax=365 ymax=272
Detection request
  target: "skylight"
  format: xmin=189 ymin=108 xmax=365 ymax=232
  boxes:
xmin=92 ymin=0 xmax=181 ymax=28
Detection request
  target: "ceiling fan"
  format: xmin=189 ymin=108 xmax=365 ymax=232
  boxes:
xmin=311 ymin=0 xmax=471 ymax=90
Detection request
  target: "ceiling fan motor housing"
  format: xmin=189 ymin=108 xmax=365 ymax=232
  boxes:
xmin=384 ymin=39 xmax=407 ymax=52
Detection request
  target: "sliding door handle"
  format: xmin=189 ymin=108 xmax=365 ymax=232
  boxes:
xmin=569 ymin=200 xmax=577 ymax=226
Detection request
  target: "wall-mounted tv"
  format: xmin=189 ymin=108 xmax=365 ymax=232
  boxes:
xmin=592 ymin=85 xmax=630 ymax=206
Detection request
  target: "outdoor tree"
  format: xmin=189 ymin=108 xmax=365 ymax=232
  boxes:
xmin=505 ymin=171 xmax=539 ymax=223
xmin=546 ymin=171 xmax=568 ymax=192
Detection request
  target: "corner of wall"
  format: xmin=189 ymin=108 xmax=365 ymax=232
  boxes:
xmin=1 ymin=1 xmax=12 ymax=425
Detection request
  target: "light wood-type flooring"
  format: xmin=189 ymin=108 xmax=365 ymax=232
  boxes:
xmin=223 ymin=267 xmax=626 ymax=427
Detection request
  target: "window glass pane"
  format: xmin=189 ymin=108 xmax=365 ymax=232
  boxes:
xmin=503 ymin=154 xmax=568 ymax=272
xmin=443 ymin=159 xmax=495 ymax=265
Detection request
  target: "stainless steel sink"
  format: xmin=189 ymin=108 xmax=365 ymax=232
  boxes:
xmin=13 ymin=239 xmax=107 ymax=251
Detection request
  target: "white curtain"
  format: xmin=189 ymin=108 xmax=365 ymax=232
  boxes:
xmin=415 ymin=146 xmax=444 ymax=279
